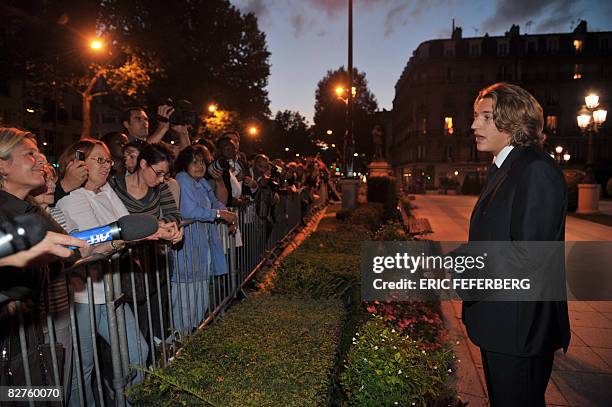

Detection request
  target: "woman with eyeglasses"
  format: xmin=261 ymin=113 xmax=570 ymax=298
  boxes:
xmin=56 ymin=138 xmax=149 ymax=406
xmin=110 ymin=143 xmax=183 ymax=243
xmin=171 ymin=145 xmax=236 ymax=333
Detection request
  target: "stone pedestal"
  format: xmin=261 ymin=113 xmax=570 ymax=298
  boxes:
xmin=368 ymin=161 xmax=393 ymax=177
xmin=576 ymin=183 xmax=600 ymax=214
xmin=339 ymin=178 xmax=360 ymax=210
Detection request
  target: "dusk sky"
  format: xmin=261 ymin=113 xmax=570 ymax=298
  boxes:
xmin=232 ymin=0 xmax=612 ymax=123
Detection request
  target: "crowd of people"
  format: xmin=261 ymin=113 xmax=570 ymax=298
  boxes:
xmin=0 ymin=104 xmax=331 ymax=405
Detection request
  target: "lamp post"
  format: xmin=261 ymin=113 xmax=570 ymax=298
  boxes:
xmin=577 ymin=93 xmax=607 ymax=175
xmin=576 ymin=93 xmax=607 ymax=213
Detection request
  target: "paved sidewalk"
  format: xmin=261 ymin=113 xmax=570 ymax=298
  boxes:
xmin=409 ymin=194 xmax=612 ymax=407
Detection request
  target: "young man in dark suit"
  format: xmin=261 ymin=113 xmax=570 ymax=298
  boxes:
xmin=465 ymin=83 xmax=570 ymax=406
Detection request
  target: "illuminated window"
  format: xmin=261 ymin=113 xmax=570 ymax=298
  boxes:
xmin=444 ymin=117 xmax=454 ymax=135
xmin=573 ymin=64 xmax=582 ymax=80
xmin=546 ymin=115 xmax=558 ymax=133
xmin=573 ymin=39 xmax=583 ymax=53
xmin=420 ymin=118 xmax=427 ymax=134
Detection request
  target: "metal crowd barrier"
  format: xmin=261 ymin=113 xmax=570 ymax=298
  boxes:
xmin=0 ymin=191 xmax=314 ymax=406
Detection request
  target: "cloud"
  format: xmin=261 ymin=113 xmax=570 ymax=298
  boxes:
xmin=481 ymin=0 xmax=579 ymax=34
xmin=234 ymin=0 xmax=270 ymax=17
xmin=380 ymin=0 xmax=450 ymax=37
xmin=291 ymin=14 xmax=306 ymax=37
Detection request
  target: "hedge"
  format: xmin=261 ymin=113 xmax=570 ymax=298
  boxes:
xmin=127 ymin=295 xmax=344 ymax=406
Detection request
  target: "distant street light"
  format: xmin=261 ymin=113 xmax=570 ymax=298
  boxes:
xmin=555 ymin=145 xmax=563 ymax=155
xmin=326 ymin=129 xmax=333 ymax=135
xmin=248 ymin=125 xmax=259 ymax=136
xmin=284 ymin=147 xmax=290 ymax=152
xmin=90 ymin=39 xmax=104 ymax=51
xmin=208 ymin=103 xmax=217 ymax=113
xmin=563 ymin=153 xmax=571 ymax=162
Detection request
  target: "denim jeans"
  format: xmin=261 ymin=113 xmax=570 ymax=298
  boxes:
xmin=70 ymin=303 xmax=148 ymax=406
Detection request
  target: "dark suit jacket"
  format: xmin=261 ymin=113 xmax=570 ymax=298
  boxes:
xmin=462 ymin=145 xmax=571 ymax=356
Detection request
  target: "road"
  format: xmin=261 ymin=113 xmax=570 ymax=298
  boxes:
xmin=409 ymin=193 xmax=612 ymax=407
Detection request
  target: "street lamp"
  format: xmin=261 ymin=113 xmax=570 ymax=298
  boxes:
xmin=208 ymin=103 xmax=217 ymax=114
xmin=90 ymin=39 xmax=104 ymax=51
xmin=248 ymin=125 xmax=259 ymax=136
xmin=326 ymin=129 xmax=333 ymax=135
xmin=576 ymin=93 xmax=607 ymax=179
xmin=563 ymin=153 xmax=571 ymax=163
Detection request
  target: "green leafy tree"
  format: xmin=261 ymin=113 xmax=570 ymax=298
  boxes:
xmin=313 ymin=67 xmax=378 ymax=167
xmin=99 ymin=0 xmax=271 ymax=123
xmin=264 ymin=110 xmax=316 ymax=159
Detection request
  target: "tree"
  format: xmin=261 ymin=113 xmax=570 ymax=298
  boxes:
xmin=313 ymin=67 xmax=378 ymax=168
xmin=264 ymin=110 xmax=316 ymax=159
xmin=76 ymin=47 xmax=160 ymax=137
xmin=1 ymin=0 xmax=159 ymax=138
xmin=99 ymin=0 xmax=271 ymax=124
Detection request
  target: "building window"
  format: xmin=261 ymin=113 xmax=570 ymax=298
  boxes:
xmin=497 ymin=42 xmax=508 ymax=56
xmin=444 ymin=117 xmax=454 ymax=135
xmin=444 ymin=42 xmax=455 ymax=57
xmin=420 ymin=117 xmax=427 ymax=135
xmin=469 ymin=42 xmax=481 ymax=57
xmin=573 ymin=64 xmax=583 ymax=80
xmin=526 ymin=39 xmax=537 ymax=54
xmin=546 ymin=115 xmax=558 ymax=134
xmin=573 ymin=39 xmax=583 ymax=53
xmin=546 ymin=37 xmax=559 ymax=53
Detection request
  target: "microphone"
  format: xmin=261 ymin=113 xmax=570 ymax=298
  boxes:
xmin=0 ymin=214 xmax=47 ymax=259
xmin=70 ymin=214 xmax=158 ymax=245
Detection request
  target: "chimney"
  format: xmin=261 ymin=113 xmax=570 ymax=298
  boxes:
xmin=505 ymin=24 xmax=520 ymax=37
xmin=452 ymin=26 xmax=462 ymax=40
xmin=573 ymin=20 xmax=587 ymax=33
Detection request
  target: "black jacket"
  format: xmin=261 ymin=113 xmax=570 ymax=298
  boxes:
xmin=462 ymin=145 xmax=571 ymax=356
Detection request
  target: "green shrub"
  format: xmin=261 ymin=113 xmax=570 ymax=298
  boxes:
xmin=347 ymin=203 xmax=385 ymax=232
xmin=374 ymin=220 xmax=408 ymax=241
xmin=128 ymin=295 xmax=344 ymax=406
xmin=299 ymin=227 xmax=372 ymax=254
xmin=267 ymin=252 xmax=360 ymax=299
xmin=340 ymin=317 xmax=454 ymax=407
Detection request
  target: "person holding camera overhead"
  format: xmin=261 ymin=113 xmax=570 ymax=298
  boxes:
xmin=121 ymin=100 xmax=193 ymax=149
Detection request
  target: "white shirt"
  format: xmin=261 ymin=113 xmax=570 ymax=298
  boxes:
xmin=57 ymin=183 xmax=130 ymax=304
xmin=493 ymin=145 xmax=515 ymax=169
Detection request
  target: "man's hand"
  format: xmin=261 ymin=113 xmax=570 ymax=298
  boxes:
xmin=60 ymin=160 xmax=88 ymax=193
xmin=0 ymin=231 xmax=89 ymax=268
xmin=218 ymin=210 xmax=237 ymax=224
xmin=148 ymin=105 xmax=175 ymax=143
xmin=157 ymin=105 xmax=174 ymax=127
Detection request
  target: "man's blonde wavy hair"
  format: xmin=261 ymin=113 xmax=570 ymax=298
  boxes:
xmin=474 ymin=83 xmax=544 ymax=147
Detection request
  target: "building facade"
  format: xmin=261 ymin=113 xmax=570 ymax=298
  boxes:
xmin=390 ymin=21 xmax=612 ymax=192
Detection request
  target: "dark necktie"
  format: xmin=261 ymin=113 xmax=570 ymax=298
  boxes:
xmin=486 ymin=163 xmax=499 ymax=184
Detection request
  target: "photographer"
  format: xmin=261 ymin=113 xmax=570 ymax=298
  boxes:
xmin=207 ymin=136 xmax=247 ymax=207
xmin=121 ymin=104 xmax=190 ymax=150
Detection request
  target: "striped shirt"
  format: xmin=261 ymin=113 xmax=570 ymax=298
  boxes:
xmin=108 ymin=174 xmax=181 ymax=223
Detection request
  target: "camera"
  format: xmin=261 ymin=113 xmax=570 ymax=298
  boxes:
xmin=159 ymin=98 xmax=197 ymax=126
xmin=209 ymin=158 xmax=232 ymax=172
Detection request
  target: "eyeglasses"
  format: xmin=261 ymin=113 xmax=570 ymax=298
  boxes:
xmin=88 ymin=157 xmax=114 ymax=166
xmin=148 ymin=164 xmax=170 ymax=180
